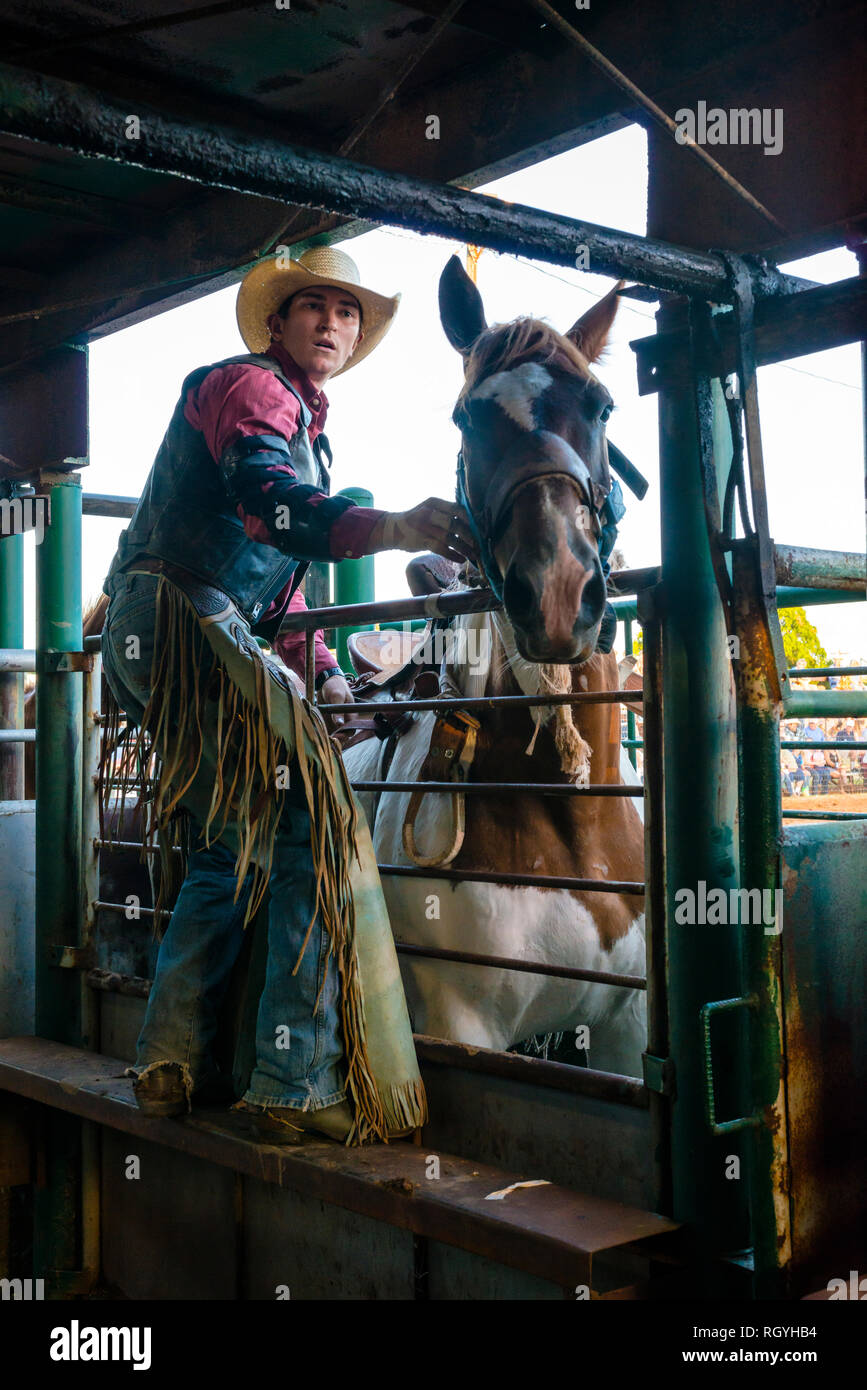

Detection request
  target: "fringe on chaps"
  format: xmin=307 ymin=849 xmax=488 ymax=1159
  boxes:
xmin=98 ymin=575 xmax=427 ymax=1145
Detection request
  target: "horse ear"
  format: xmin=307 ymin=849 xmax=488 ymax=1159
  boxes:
xmin=439 ymin=255 xmax=487 ymax=355
xmin=565 ymin=280 xmax=625 ymax=363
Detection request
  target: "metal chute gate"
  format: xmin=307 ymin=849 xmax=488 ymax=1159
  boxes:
xmin=0 ymin=74 xmax=864 ymax=1300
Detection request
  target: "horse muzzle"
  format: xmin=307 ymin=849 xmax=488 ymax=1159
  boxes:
xmin=503 ymin=547 xmax=606 ymax=664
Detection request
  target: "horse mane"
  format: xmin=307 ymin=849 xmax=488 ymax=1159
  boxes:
xmin=457 ymin=317 xmax=590 ymax=414
xmin=84 ymin=591 xmax=109 ymax=639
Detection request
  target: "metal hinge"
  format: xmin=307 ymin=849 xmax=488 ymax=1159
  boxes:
xmin=642 ymin=1052 xmax=676 ymax=1096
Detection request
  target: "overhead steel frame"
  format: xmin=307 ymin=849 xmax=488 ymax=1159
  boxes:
xmin=0 ymin=64 xmax=865 ymax=1299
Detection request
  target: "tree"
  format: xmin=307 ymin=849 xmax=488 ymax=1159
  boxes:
xmin=779 ymin=607 xmax=828 ymax=671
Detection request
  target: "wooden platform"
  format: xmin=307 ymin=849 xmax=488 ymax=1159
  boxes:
xmin=0 ymin=1035 xmax=679 ymax=1290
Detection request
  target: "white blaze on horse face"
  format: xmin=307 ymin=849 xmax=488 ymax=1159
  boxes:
xmin=469 ymin=362 xmax=553 ymax=431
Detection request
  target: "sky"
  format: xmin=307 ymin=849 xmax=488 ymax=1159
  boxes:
xmin=18 ymin=123 xmax=865 ymax=659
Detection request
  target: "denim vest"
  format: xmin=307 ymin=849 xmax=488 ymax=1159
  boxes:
xmin=105 ymin=354 xmax=330 ymax=635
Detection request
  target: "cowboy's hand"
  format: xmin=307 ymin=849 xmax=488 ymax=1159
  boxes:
xmin=318 ymin=673 xmax=354 ymax=726
xmin=369 ymin=498 xmax=478 ymax=565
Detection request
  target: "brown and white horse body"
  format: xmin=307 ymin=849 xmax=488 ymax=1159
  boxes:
xmin=343 ymin=604 xmax=646 ymax=1075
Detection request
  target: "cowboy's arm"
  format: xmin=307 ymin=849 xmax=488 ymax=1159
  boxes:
xmin=190 ymin=365 xmax=477 ymax=564
xmin=189 ymin=365 xmax=385 ymax=561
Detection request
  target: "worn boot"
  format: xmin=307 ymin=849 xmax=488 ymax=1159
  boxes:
xmin=232 ymin=1098 xmax=354 ymax=1144
xmin=125 ymin=1061 xmax=193 ymax=1118
xmin=232 ymin=1098 xmax=415 ymax=1144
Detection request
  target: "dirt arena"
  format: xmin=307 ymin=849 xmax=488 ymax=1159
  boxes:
xmin=782 ymin=793 xmax=867 ymax=821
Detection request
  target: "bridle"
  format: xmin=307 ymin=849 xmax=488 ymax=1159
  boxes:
xmin=454 ymin=426 xmax=628 ymax=645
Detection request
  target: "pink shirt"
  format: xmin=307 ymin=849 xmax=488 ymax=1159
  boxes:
xmin=183 ymin=343 xmax=384 ymax=680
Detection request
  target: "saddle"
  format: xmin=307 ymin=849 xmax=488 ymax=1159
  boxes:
xmin=330 ymin=628 xmax=437 ymax=756
xmin=331 ymin=552 xmax=465 ymax=753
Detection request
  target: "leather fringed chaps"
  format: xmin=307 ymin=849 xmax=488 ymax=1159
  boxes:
xmin=98 ymin=576 xmax=427 ymax=1144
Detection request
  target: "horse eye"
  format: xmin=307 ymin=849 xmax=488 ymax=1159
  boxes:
xmin=600 ymin=404 xmax=613 ymax=424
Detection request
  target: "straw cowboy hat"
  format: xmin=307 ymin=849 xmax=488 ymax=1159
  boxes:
xmin=236 ymin=246 xmax=400 ymax=376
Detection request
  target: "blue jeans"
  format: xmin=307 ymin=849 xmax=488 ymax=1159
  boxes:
xmin=101 ymin=572 xmax=345 ymax=1111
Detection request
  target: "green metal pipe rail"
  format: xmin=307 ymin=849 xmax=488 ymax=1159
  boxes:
xmin=32 ymin=471 xmax=87 ymax=1294
xmin=0 ymin=528 xmax=24 ymax=798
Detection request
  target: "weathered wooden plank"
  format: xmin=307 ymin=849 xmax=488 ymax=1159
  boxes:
xmin=0 ymin=1035 xmax=679 ymax=1288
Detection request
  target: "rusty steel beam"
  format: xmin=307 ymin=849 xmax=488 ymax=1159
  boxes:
xmin=632 ymin=276 xmax=867 ymax=391
xmin=0 ymin=63 xmax=807 ymax=301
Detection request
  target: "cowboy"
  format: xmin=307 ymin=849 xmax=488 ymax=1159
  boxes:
xmin=100 ymin=246 xmax=476 ymax=1144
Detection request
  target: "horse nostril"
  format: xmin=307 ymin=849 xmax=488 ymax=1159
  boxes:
xmin=503 ymin=565 xmax=536 ymax=624
xmin=580 ymin=567 xmax=606 ymax=622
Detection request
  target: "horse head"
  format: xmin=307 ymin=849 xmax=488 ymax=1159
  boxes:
xmin=439 ymin=255 xmax=623 ymax=665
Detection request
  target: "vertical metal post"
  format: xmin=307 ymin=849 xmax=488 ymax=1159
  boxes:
xmin=637 ymin=594 xmax=671 ymax=1216
xmin=857 ymin=243 xmax=867 ymax=640
xmin=731 ymin=551 xmax=791 ymax=1299
xmin=35 ymin=471 xmax=83 ymax=1040
xmin=77 ymin=650 xmax=102 ymax=1289
xmin=304 ymin=628 xmax=315 ymax=703
xmin=623 ymin=615 xmax=638 ymax=769
xmin=656 ymin=302 xmax=750 ymax=1282
xmin=333 ymin=486 xmax=376 ymax=672
xmin=80 ymin=652 xmax=102 ymax=1055
xmin=0 ymin=527 xmax=25 ymax=1283
xmin=0 ymin=531 xmax=24 ymax=799
xmin=34 ymin=469 xmax=84 ymax=1293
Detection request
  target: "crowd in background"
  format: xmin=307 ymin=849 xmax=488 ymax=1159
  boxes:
xmin=617 ymin=657 xmax=865 ymax=799
xmin=780 ymin=717 xmax=867 ymax=797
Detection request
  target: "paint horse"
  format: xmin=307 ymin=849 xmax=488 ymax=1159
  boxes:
xmin=341 ymin=258 xmax=647 ymax=1076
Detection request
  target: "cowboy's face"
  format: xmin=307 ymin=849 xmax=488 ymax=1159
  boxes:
xmin=267 ymin=285 xmax=363 ymax=384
